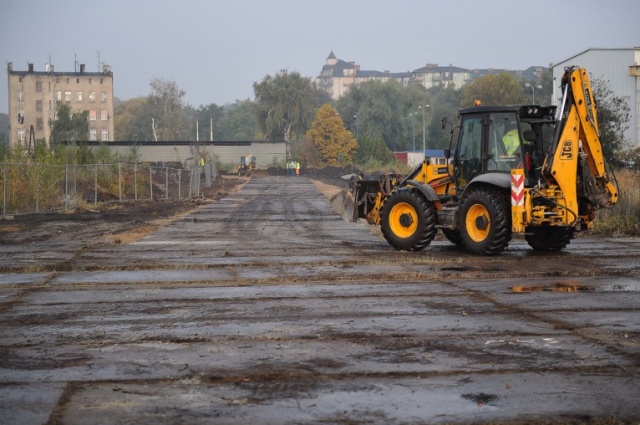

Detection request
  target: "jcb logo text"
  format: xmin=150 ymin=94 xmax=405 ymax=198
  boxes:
xmin=560 ymin=140 xmax=573 ymax=160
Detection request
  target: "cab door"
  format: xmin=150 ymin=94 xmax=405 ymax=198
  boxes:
xmin=455 ymin=115 xmax=484 ymax=190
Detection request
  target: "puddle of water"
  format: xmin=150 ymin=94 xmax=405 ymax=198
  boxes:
xmin=512 ymin=279 xmax=640 ymax=293
xmin=597 ymin=282 xmax=640 ymax=292
xmin=512 ymin=281 xmax=594 ymax=293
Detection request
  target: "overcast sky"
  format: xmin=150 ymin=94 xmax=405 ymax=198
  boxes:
xmin=1 ymin=0 xmax=639 ymax=113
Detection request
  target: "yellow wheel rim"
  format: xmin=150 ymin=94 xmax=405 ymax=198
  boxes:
xmin=388 ymin=202 xmax=418 ymax=238
xmin=466 ymin=203 xmax=490 ymax=242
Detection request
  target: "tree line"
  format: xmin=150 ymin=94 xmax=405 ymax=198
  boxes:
xmin=113 ymin=68 xmax=637 ymax=169
xmin=1 ymin=67 xmax=635 ymax=169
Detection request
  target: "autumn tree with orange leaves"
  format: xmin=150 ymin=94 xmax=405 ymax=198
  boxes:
xmin=306 ymin=104 xmax=358 ymax=165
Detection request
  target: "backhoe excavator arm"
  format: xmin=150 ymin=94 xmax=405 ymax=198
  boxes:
xmin=542 ymin=67 xmax=618 ymax=218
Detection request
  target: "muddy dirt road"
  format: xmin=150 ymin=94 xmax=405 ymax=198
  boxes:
xmin=1 ymin=176 xmax=639 ymax=424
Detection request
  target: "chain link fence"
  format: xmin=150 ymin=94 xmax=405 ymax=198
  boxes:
xmin=1 ymin=162 xmax=216 ymax=216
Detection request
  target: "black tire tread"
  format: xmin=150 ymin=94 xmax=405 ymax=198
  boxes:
xmin=525 ymin=226 xmax=574 ymax=251
xmin=459 ymin=186 xmax=511 ymax=255
xmin=380 ymin=188 xmax=437 ymax=251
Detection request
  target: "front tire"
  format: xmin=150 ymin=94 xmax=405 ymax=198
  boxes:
xmin=380 ymin=188 xmax=437 ymax=251
xmin=459 ymin=187 xmax=511 ymax=255
xmin=525 ymin=226 xmax=574 ymax=251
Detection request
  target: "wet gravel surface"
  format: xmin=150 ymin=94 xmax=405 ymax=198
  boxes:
xmin=0 ymin=176 xmax=639 ymax=424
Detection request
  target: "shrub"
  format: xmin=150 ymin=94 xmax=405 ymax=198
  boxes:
xmin=592 ymin=169 xmax=640 ymax=236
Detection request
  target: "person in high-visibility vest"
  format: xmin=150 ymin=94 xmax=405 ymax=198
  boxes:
xmin=295 ymin=161 xmax=300 ymax=176
xmin=502 ymin=126 xmax=521 ymax=155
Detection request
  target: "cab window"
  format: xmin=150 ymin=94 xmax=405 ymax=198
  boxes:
xmin=487 ymin=112 xmax=522 ymax=171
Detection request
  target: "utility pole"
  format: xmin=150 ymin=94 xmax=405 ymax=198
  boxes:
xmin=418 ymin=105 xmax=429 ymax=156
xmin=410 ymin=113 xmax=416 ymax=151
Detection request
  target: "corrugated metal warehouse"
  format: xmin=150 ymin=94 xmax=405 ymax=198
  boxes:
xmin=81 ymin=140 xmax=287 ymax=167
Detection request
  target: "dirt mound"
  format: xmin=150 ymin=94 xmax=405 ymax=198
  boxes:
xmin=305 ymin=165 xmax=359 ymax=187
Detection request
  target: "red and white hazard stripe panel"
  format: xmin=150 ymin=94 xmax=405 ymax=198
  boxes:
xmin=511 ymin=170 xmax=524 ymax=207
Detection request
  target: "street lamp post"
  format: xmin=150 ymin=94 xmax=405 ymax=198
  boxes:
xmin=418 ymin=105 xmax=429 ymax=156
xmin=354 ymin=115 xmax=359 ymax=139
xmin=525 ymin=83 xmax=543 ymax=104
xmin=410 ymin=113 xmax=416 ymax=151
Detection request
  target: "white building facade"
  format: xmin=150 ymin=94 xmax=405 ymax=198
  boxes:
xmin=552 ymin=48 xmax=640 ymax=148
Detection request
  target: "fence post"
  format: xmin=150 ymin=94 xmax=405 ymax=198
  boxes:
xmin=134 ymin=163 xmax=138 ymax=201
xmin=94 ymin=164 xmax=98 ymax=204
xmin=118 ymin=163 xmax=122 ymax=202
xmin=149 ymin=166 xmax=153 ymax=200
xmin=2 ymin=163 xmax=6 ymax=216
xmin=36 ymin=164 xmax=41 ymax=213
xmin=165 ymin=166 xmax=169 ymax=199
xmin=65 ymin=164 xmax=68 ymax=210
xmin=178 ymin=169 xmax=181 ymax=200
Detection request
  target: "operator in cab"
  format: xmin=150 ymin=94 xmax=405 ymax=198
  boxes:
xmin=502 ymin=122 xmax=521 ymax=155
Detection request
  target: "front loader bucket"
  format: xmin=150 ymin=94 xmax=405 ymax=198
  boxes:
xmin=350 ymin=172 xmax=401 ymax=223
xmin=330 ymin=189 xmax=356 ymax=222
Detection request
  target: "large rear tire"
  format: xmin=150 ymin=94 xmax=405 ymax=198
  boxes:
xmin=459 ymin=187 xmax=511 ymax=255
xmin=442 ymin=228 xmax=464 ymax=246
xmin=525 ymin=226 xmax=574 ymax=251
xmin=380 ymin=188 xmax=437 ymax=251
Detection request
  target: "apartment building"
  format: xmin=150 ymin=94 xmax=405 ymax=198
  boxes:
xmin=6 ymin=62 xmax=114 ymax=147
xmin=316 ymin=51 xmax=473 ymax=100
xmin=411 ymin=63 xmax=470 ymax=89
xmin=316 ymin=51 xmax=546 ymax=100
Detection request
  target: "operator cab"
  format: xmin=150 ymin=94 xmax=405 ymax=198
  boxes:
xmin=452 ymin=105 xmax=556 ymax=190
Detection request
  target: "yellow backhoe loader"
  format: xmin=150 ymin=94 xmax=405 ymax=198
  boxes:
xmin=237 ymin=155 xmax=257 ymax=176
xmin=351 ymin=66 xmax=619 ymax=255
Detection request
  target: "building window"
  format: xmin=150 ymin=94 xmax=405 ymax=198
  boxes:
xmin=90 ymin=110 xmax=97 ymax=121
xmin=76 ymin=91 xmax=82 ymax=102
xmin=89 ymin=91 xmax=96 ymax=102
xmin=17 ymin=90 xmax=23 ymax=101
xmin=35 ymin=81 xmax=43 ymax=92
xmin=36 ymin=118 xmax=44 ymax=130
xmin=56 ymin=91 xmax=62 ymax=101
xmin=64 ymin=91 xmax=71 ymax=102
xmin=90 ymin=129 xmax=97 ymax=141
xmin=66 ymin=78 xmax=70 ymax=84
xmin=36 ymin=100 xmax=43 ymax=112
xmin=76 ymin=78 xmax=80 ymax=84
xmin=17 ymin=110 xmax=25 ymax=124
xmin=101 ymin=91 xmax=107 ymax=102
xmin=100 ymin=78 xmax=103 ymax=84
xmin=89 ymin=78 xmax=92 ymax=84
xmin=101 ymin=110 xmax=108 ymax=121
xmin=101 ymin=129 xmax=109 ymax=141
xmin=18 ymin=128 xmax=26 ymax=141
